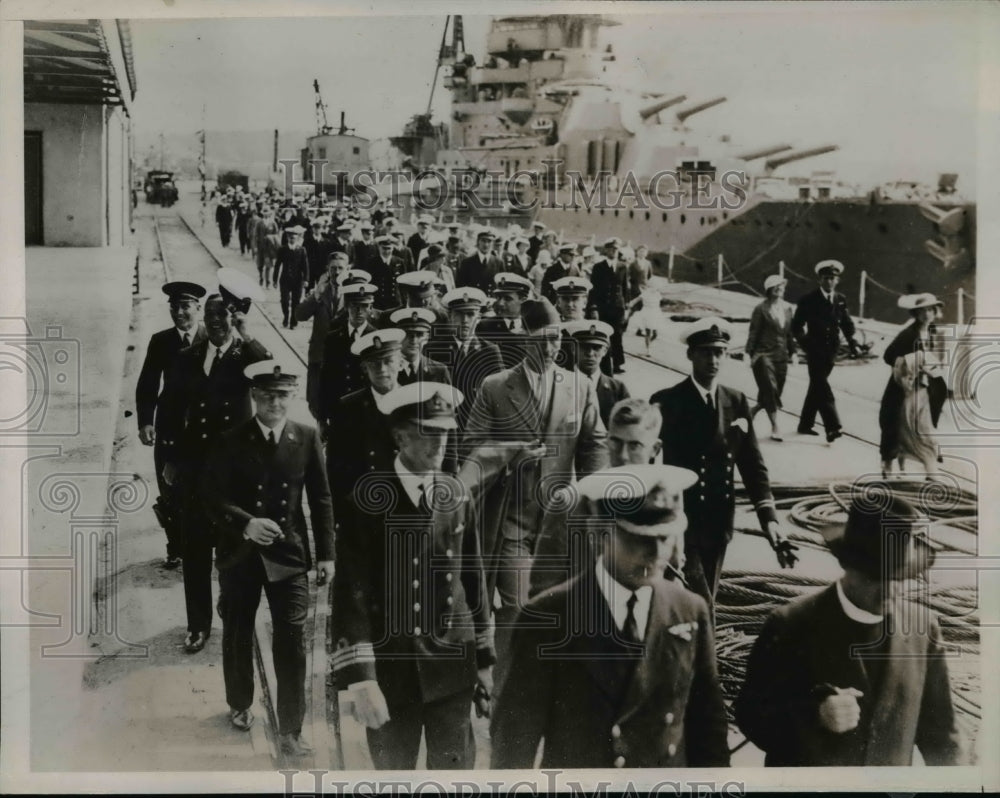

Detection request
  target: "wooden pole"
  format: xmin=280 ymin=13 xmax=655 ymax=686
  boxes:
xmin=668 ymin=246 xmax=675 ymax=282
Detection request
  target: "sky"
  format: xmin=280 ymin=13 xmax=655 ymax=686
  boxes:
xmin=128 ymin=3 xmax=989 ymax=194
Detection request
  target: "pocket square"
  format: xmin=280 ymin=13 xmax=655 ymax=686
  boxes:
xmin=730 ymin=418 xmax=748 ymax=433
xmin=668 ymin=621 xmax=698 ymax=641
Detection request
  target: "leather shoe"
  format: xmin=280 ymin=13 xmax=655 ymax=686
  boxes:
xmin=797 ymin=427 xmax=819 ymax=436
xmin=279 ymin=732 xmax=314 ymax=757
xmin=230 ymin=708 xmax=254 ymax=731
xmin=184 ymin=630 xmax=209 ymax=653
xmin=826 ymin=429 xmax=843 ymax=443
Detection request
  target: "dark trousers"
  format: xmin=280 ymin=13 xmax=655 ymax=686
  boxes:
xmin=367 ymin=689 xmax=474 ymax=770
xmin=238 ymin=225 xmax=249 ymax=254
xmin=219 ymin=223 xmax=232 ymax=248
xmin=800 ymin=351 xmax=841 ymax=432
xmin=493 ymin=535 xmax=534 ymax=698
xmin=153 ymin=443 xmax=184 ymax=559
xmin=306 ymin=363 xmax=322 ymax=422
xmin=218 ymin=555 xmax=309 ymax=734
xmin=182 ymin=508 xmax=215 ymax=635
xmin=683 ymin=538 xmax=728 ymax=625
xmin=599 ymin=313 xmax=625 ymax=373
xmin=280 ymin=282 xmax=302 ymax=325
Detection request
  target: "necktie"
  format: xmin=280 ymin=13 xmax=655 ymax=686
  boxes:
xmin=623 ymin=592 xmax=641 ymax=644
xmin=181 ymin=332 xmax=190 ymax=346
xmin=508 ymin=320 xmax=516 ymax=332
xmin=267 ymin=429 xmax=277 ymax=452
xmin=418 ymin=480 xmax=432 ymax=514
xmin=209 ymin=347 xmax=222 ymax=377
xmin=705 ymin=391 xmax=715 ymax=413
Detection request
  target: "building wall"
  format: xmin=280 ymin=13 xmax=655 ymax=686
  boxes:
xmin=24 ymin=102 xmax=131 ymax=247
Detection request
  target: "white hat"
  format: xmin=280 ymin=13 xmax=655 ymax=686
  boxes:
xmin=763 ymin=274 xmax=787 ymax=292
xmin=815 ymin=259 xmax=845 ymax=276
xmin=552 ymin=276 xmax=592 ymax=295
xmin=492 ymin=272 xmax=534 ymax=294
xmin=679 ymin=316 xmax=732 ymax=348
xmin=379 ymin=381 xmax=465 ymax=430
xmin=390 ymin=307 xmax=437 ymax=328
xmin=441 ymin=287 xmax=489 ymax=309
xmin=898 ymin=293 xmax=943 ymax=311
xmin=577 ymin=464 xmax=698 ymax=538
xmin=351 ymin=327 xmax=406 ymax=358
xmin=561 ymin=319 xmax=614 ymax=343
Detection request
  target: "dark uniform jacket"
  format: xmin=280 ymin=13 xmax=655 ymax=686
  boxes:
xmin=491 ymin=569 xmax=729 ymax=769
xmin=456 ymin=252 xmax=503 ymax=293
xmin=476 ymin=317 xmax=527 ymax=370
xmin=135 ymin=324 xmax=207 ymax=444
xmin=593 ymin=372 xmax=630 ymax=428
xmin=407 ymin=232 xmax=429 ymax=265
xmin=204 ymin=418 xmax=334 ymax=582
xmin=360 ymin=256 xmax=404 ymax=310
xmin=327 ymin=387 xmax=398 ymax=531
xmin=331 ymin=473 xmax=495 ymax=709
xmin=734 ymin=585 xmax=962 ymax=766
xmin=273 ymin=245 xmax=309 ymax=289
xmin=424 ymin=335 xmax=504 ymax=430
xmin=319 ymin=319 xmax=377 ymax=422
xmin=650 ymin=377 xmax=776 ymax=544
xmin=163 ymin=335 xmax=271 ymax=473
xmin=396 ymin=355 xmax=450 ymax=386
xmin=792 ymin=288 xmax=857 ymax=359
xmin=588 ymin=258 xmax=628 ymax=323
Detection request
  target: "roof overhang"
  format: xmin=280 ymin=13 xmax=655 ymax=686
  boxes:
xmin=23 ymin=19 xmax=136 ymax=114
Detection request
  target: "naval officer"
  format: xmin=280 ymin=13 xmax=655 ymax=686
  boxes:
xmin=135 ymin=280 xmax=207 ymax=568
xmin=491 ymin=465 xmax=730 ymax=769
xmin=791 ymin=259 xmax=862 ymax=442
xmin=476 ymin=272 xmax=533 ymax=370
xmin=650 ymin=318 xmax=796 ymax=615
xmin=331 ymin=382 xmax=495 ymax=770
xmin=203 ymin=361 xmax=333 ymax=756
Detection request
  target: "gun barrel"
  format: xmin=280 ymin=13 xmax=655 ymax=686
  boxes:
xmin=736 ymin=144 xmax=793 ymax=162
xmin=676 ymin=96 xmax=727 ymax=123
xmin=639 ymin=94 xmax=688 ymax=121
xmin=765 ymin=145 xmax=839 ymax=171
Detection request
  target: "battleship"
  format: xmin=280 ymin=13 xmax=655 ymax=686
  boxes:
xmin=390 ymin=14 xmax=976 ymax=323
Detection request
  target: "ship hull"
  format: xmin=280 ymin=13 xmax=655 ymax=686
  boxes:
xmin=537 ymin=197 xmax=975 ymax=324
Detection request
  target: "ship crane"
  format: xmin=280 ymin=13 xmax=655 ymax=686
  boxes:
xmin=313 ymin=78 xmax=332 ymax=135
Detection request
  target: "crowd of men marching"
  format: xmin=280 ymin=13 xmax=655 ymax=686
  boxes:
xmin=134 ymin=183 xmax=964 ymax=769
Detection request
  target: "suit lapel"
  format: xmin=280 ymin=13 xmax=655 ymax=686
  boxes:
xmin=505 ymin=363 xmax=543 ymax=433
xmin=544 ymin=370 xmax=572 ymax=437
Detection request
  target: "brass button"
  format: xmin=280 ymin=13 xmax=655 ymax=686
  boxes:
xmin=414 ymin=626 xmax=422 ymax=636
xmin=281 ymin=500 xmax=287 ymax=506
xmin=201 ymin=433 xmax=207 ymax=439
xmin=611 ymin=725 xmax=621 ymax=739
xmin=280 ymin=516 xmax=286 ymax=522
xmin=446 ymin=596 xmax=453 ymax=606
xmin=223 ymin=415 xmax=229 ymax=421
xmin=446 ymin=548 xmax=453 ymax=558
xmin=257 ymin=484 xmax=263 ymax=490
xmin=412 ymin=580 xmax=420 ymax=589
xmin=200 ymin=402 xmax=205 ymax=408
xmin=665 ymin=712 xmax=674 ymax=724
xmin=668 ymin=743 xmax=677 ymax=757
xmin=282 ymin=482 xmax=288 ymax=488
xmin=413 ymin=603 xmax=421 ymax=612
xmin=256 ymin=501 xmax=262 ymax=507
xmin=613 ymin=756 xmax=625 ymax=768
xmin=412 ymin=557 xmax=419 ymax=566
xmin=445 ymin=573 xmax=453 ymax=583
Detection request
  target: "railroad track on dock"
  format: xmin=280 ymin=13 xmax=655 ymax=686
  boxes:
xmin=152 ymin=210 xmax=340 ymax=770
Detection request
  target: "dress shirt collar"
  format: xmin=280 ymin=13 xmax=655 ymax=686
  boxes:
xmin=822 ymin=290 xmax=835 ymax=303
xmin=176 ymin=327 xmax=195 ymax=345
xmin=578 ymin=368 xmax=601 ymax=389
xmin=691 ymin=378 xmax=717 ymax=407
xmin=595 ymin=555 xmax=653 ymax=638
xmin=393 ymin=455 xmax=434 ymax=509
xmin=836 ymin=579 xmax=884 ymax=624
xmin=255 ymin=417 xmax=286 ymax=444
xmin=204 ymin=336 xmax=234 ymax=374
xmin=349 ymin=322 xmax=366 ymax=339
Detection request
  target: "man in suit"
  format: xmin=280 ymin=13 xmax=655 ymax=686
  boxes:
xmin=215 ymin=195 xmax=234 ymax=248
xmin=295 ymin=251 xmax=350 ymax=421
xmin=161 ymin=286 xmax=271 ymax=653
xmin=392 ymin=308 xmax=450 ymax=386
xmin=407 ymin=215 xmax=432 ymax=265
xmin=563 ymin=319 xmax=630 ymax=428
xmin=389 ymin=227 xmax=416 ymax=273
xmin=203 ymin=361 xmax=333 ymax=754
xmin=328 ymin=222 xmax=356 ymax=263
xmin=526 ymin=221 xmax=546 ymax=262
xmin=303 ymin=219 xmax=330 ymax=289
xmin=541 ymin=244 xmax=581 ymax=304
xmin=319 ymin=282 xmax=380 ymax=429
xmin=650 ymin=318 xmax=796 ymax=615
xmin=456 ymin=230 xmax=503 ymax=292
xmin=254 ymin=206 xmax=281 ymax=288
xmin=362 ymin=236 xmax=405 ymax=310
xmin=331 ymin=381 xmax=495 ymax=770
xmin=425 ymin=287 xmax=504 ymax=432
xmin=326 ymin=328 xmax=405 ymax=531
xmin=491 ymin=464 xmax=730 ymax=769
xmin=273 ymin=225 xmax=310 ymax=329
xmin=476 ymin=272 xmax=533 ymax=370
xmin=791 ymin=259 xmax=862 ymax=442
xmin=463 ymin=298 xmax=607 ymax=684
xmin=135 ymin=281 xmax=207 ymax=568
xmin=735 ymin=486 xmax=962 ymax=766
xmin=588 ymin=238 xmax=629 ymax=375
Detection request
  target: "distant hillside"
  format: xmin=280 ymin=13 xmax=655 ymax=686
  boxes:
xmin=135 ymin=129 xmax=314 ymax=179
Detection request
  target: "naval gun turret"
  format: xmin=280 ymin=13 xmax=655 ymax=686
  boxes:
xmin=638 ymin=94 xmax=688 ymax=122
xmin=763 ymin=145 xmax=838 ymax=174
xmin=736 ymin=144 xmax=793 ymax=162
xmin=675 ymin=96 xmax=727 ymax=124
